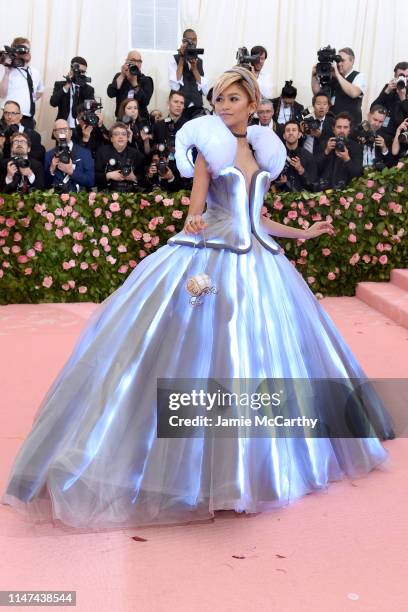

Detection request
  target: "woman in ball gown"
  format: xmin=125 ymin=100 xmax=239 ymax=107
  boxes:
xmin=2 ymin=67 xmax=394 ymax=530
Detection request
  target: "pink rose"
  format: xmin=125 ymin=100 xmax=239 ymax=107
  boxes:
xmin=46 ymin=212 xmax=55 ymax=222
xmin=69 ymin=196 xmax=77 ymax=206
xmin=327 ymin=272 xmax=336 ymax=280
xmin=148 ymin=218 xmax=159 ymax=230
xmin=63 ymin=227 xmax=70 ymax=235
xmin=395 ymin=185 xmax=404 ymax=193
xmin=21 ymin=217 xmax=30 ymax=227
xmin=389 ymin=202 xmax=402 ymax=213
xmin=322 ymin=248 xmax=331 ymax=257
xmin=0 ymin=229 xmax=9 ymax=238
xmin=151 ymin=236 xmax=160 ymax=246
xmin=68 ymin=280 xmax=76 ymax=289
xmin=140 ymin=198 xmax=151 ymax=208
xmin=334 ymin=209 xmax=342 ymax=216
xmin=16 ymin=201 xmax=24 ymax=210
xmin=382 ymin=229 xmax=389 ymax=237
xmin=355 ymin=192 xmax=364 ymax=200
xmin=90 ymin=263 xmax=98 ymax=271
xmin=2 ymin=261 xmax=10 ymax=268
xmin=287 ymin=210 xmax=297 ymax=220
xmin=62 ymin=261 xmax=71 ymax=270
xmin=118 ymin=265 xmax=129 ymax=274
xmin=17 ymin=255 xmax=29 ymax=264
xmin=376 ymin=243 xmax=385 ymax=252
xmin=378 ymin=209 xmax=387 ymax=216
xmin=348 ymin=222 xmax=356 ymax=230
xmin=2 ymin=246 xmax=10 ymax=255
xmin=78 ymin=286 xmax=87 ymax=294
xmin=366 ymin=180 xmax=375 ymax=188
xmin=62 ymin=283 xmax=70 ymax=291
xmin=139 ymin=250 xmax=147 ymax=258
xmin=349 ymin=253 xmax=360 ymax=266
xmin=99 ymin=236 xmax=109 ymax=246
xmin=5 ymin=218 xmax=16 ymax=228
xmin=11 ymin=245 xmax=21 ymax=254
xmin=24 ymin=267 xmax=32 ymax=275
xmin=101 ymin=224 xmax=109 ymax=234
xmin=384 ymin=243 xmax=392 ymax=251
xmin=112 ymin=192 xmax=119 ymax=201
xmin=163 ymin=198 xmax=174 ymax=207
xmin=154 ymin=194 xmax=163 ymax=203
xmin=65 ymin=205 xmax=73 ymax=214
xmin=348 ymin=234 xmax=357 ymax=243
xmin=60 ymin=193 xmax=70 ymax=202
xmin=42 ymin=276 xmax=53 ymax=288
xmin=132 ymin=229 xmax=142 ymax=241
xmin=273 ymin=200 xmax=283 ymax=210
xmin=33 ymin=240 xmax=43 ymax=252
xmin=71 ymin=211 xmax=79 ymax=219
xmin=379 ymin=255 xmax=388 ymax=265
xmin=27 ymin=249 xmax=36 ymax=258
xmin=111 ymin=228 xmax=121 ymax=237
xmin=311 ymin=213 xmax=322 ymax=221
xmin=300 ymin=249 xmax=308 ymax=257
xmin=109 ymin=202 xmax=121 ymax=212
xmin=319 ymin=195 xmax=329 ymax=205
xmin=157 ymin=216 xmax=164 ymax=224
xmin=172 ymin=210 xmax=183 ymax=219
xmin=103 ymin=244 xmax=111 ymax=252
xmin=88 ymin=192 xmax=96 ymax=203
xmin=290 ymin=202 xmax=297 ymax=209
xmin=364 ymin=222 xmax=373 ymax=230
xmin=165 ymin=225 xmax=175 ymax=233
xmin=94 ymin=208 xmax=102 ymax=217
xmin=118 ymin=244 xmax=127 ymax=253
xmin=125 ymin=208 xmax=132 ymax=217
xmin=307 ymin=277 xmax=315 ymax=284
xmin=72 ymin=244 xmax=83 ymax=255
xmin=13 ymin=232 xmax=22 ymax=242
xmin=105 ymin=211 xmax=112 ymax=219
xmin=106 ymin=255 xmax=117 ymax=264
xmin=80 ymin=262 xmax=89 ymax=270
xmin=362 ymin=254 xmax=371 ymax=263
xmin=92 ymin=249 xmax=100 ymax=257
xmin=142 ymin=233 xmax=151 ymax=242
xmin=129 ymin=260 xmax=137 ymax=268
xmin=181 ymin=196 xmax=190 ymax=206
xmin=73 ymin=232 xmax=84 ymax=241
xmin=371 ymin=192 xmax=382 ymax=202
xmin=355 ymin=204 xmax=363 ymax=212
xmin=34 ymin=203 xmax=45 ymax=213
xmin=339 ymin=197 xmax=348 ymax=206
xmin=378 ymin=187 xmax=385 ymax=194
xmin=54 ymin=219 xmax=63 ymax=227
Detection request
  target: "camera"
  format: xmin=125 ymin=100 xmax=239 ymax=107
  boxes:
xmin=354 ymin=121 xmax=376 ymax=147
xmin=127 ymin=63 xmax=141 ymax=77
xmin=0 ymin=124 xmax=19 ymax=138
xmin=0 ymin=45 xmax=27 ymax=68
xmin=297 ymin=109 xmax=321 ymax=134
xmin=396 ymin=76 xmax=407 ymax=90
xmin=82 ymin=98 xmax=102 ymax=127
xmin=334 ymin=135 xmax=347 ymax=152
xmin=399 ymin=130 xmax=408 ymax=144
xmin=107 ymin=157 xmax=133 ymax=177
xmin=68 ymin=62 xmax=92 ymax=87
xmin=156 ymin=144 xmax=170 ymax=177
xmin=11 ymin=155 xmax=30 ymax=169
xmin=235 ymin=46 xmax=259 ymax=70
xmin=316 ymin=46 xmax=341 ymax=92
xmin=182 ymin=38 xmax=204 ymax=60
xmin=55 ymin=135 xmax=72 ymax=164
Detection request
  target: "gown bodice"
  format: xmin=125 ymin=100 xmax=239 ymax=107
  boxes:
xmin=167 ymin=167 xmax=281 ymax=254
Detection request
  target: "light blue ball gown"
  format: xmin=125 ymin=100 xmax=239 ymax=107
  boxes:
xmin=2 ymin=116 xmax=394 ymax=529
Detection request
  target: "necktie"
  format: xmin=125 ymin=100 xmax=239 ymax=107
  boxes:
xmin=23 ymin=68 xmax=35 ymax=117
xmin=72 ymin=85 xmax=79 ymax=119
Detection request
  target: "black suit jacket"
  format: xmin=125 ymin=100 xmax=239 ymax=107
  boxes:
xmin=94 ymin=144 xmax=145 ymax=190
xmin=0 ymin=124 xmax=45 ymax=163
xmin=107 ymin=73 xmax=154 ymax=119
xmin=50 ymin=81 xmax=95 ymax=120
xmin=316 ymin=137 xmax=363 ymax=189
xmin=0 ymin=157 xmax=45 ymax=192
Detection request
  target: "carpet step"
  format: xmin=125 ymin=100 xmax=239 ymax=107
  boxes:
xmin=356 ymin=281 xmax=408 ymax=329
xmin=391 ymin=269 xmax=408 ymax=292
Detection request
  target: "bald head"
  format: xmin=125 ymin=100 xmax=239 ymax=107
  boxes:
xmin=53 ymin=119 xmax=71 ymax=142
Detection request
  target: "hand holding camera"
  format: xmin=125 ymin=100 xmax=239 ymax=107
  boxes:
xmin=6 ymin=159 xmax=18 ymax=180
xmin=288 ymin=156 xmax=305 ymax=175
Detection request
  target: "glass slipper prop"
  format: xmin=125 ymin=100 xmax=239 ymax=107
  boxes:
xmin=186 ymin=230 xmax=217 ymax=307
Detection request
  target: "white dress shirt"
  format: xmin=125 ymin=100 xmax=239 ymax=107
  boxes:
xmin=256 ymin=71 xmax=273 ymax=99
xmin=3 ymin=66 xmax=44 ymax=117
xmin=168 ymin=56 xmax=209 ymax=107
xmin=331 ymin=69 xmax=366 ymax=106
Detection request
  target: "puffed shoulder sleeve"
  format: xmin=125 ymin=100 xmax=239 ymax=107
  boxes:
xmin=175 ymin=115 xmax=237 ymax=178
xmin=247 ymin=125 xmax=287 ymax=180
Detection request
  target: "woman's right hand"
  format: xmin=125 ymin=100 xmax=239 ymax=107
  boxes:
xmin=184 ymin=214 xmax=208 ymax=234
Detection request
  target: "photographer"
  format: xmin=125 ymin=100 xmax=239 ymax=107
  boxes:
xmin=312 ymin=47 xmax=366 ymax=126
xmin=118 ymin=98 xmax=152 ymax=157
xmin=144 ymin=146 xmax=184 ymax=193
xmin=71 ymin=102 xmax=110 ymax=159
xmin=169 ymin=29 xmax=209 ymax=121
xmin=300 ymin=92 xmax=334 ymax=154
xmin=107 ymin=50 xmax=154 ymax=121
xmin=250 ymin=45 xmax=273 ymax=99
xmin=95 ymin=122 xmax=145 ymax=192
xmin=352 ymin=105 xmax=392 ymax=169
xmin=272 ymin=81 xmax=304 ymax=137
xmin=49 ymin=56 xmax=94 ymax=127
xmin=152 ymin=91 xmax=186 ymax=150
xmin=0 ymin=100 xmax=44 ymax=162
xmin=275 ymin=121 xmax=317 ymax=192
xmin=0 ymin=37 xmax=44 ymax=128
xmin=391 ymin=118 xmax=408 ymax=161
xmin=316 ymin=112 xmax=363 ymax=189
xmin=44 ymin=119 xmax=94 ymax=192
xmin=371 ymin=62 xmax=408 ymax=134
xmin=0 ymin=132 xmax=44 ymax=193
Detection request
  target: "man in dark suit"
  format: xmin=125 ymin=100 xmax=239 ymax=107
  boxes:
xmin=275 ymin=121 xmax=318 ymax=192
xmin=107 ymin=50 xmax=153 ymax=120
xmin=300 ymin=92 xmax=334 ymax=155
xmin=371 ymin=61 xmax=408 ymax=135
xmin=352 ymin=105 xmax=393 ymax=169
xmin=49 ymin=56 xmax=94 ymax=127
xmin=0 ymin=131 xmax=44 ymax=192
xmin=316 ymin=112 xmax=363 ymax=189
xmin=44 ymin=119 xmax=94 ymax=192
xmin=272 ymin=81 xmax=304 ymax=138
xmin=0 ymin=100 xmax=45 ymax=162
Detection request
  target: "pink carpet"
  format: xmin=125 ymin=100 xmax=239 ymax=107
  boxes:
xmin=0 ymin=299 xmax=407 ymax=611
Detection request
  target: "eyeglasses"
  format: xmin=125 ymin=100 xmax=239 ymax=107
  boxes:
xmin=129 ymin=59 xmax=143 ymax=64
xmin=111 ymin=131 xmax=128 ymax=137
xmin=12 ymin=139 xmax=27 ymax=145
xmin=3 ymin=111 xmax=21 ymax=116
xmin=53 ymin=127 xmax=70 ymax=132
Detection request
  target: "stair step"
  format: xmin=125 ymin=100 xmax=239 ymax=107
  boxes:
xmin=356 ymin=281 xmax=408 ymax=329
xmin=391 ymin=269 xmax=408 ymax=292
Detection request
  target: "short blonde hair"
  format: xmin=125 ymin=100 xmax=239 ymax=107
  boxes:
xmin=212 ymin=66 xmax=260 ymax=107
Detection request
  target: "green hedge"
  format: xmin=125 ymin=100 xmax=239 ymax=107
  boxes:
xmin=0 ymin=161 xmax=407 ymax=303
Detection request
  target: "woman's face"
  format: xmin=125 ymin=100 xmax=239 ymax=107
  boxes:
xmin=214 ymin=83 xmax=256 ymax=130
xmin=124 ymin=101 xmax=139 ymax=120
